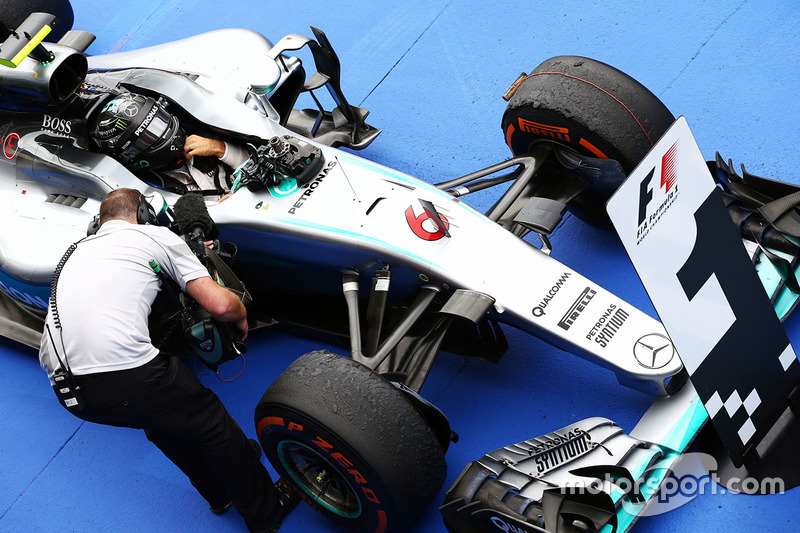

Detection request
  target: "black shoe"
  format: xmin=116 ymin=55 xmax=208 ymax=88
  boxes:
xmin=262 ymin=478 xmax=301 ymax=533
xmin=209 ymin=500 xmax=233 ymax=514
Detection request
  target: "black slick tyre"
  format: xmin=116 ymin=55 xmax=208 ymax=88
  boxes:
xmin=502 ymin=56 xmax=674 ymax=222
xmin=503 ymin=55 xmax=674 ymax=172
xmin=255 ymin=350 xmax=447 ymax=533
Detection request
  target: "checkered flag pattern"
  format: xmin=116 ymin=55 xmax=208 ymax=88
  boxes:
xmin=701 ymin=344 xmax=798 ymax=448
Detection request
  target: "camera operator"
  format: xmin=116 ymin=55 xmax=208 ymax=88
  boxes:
xmin=38 ymin=188 xmax=298 ymax=532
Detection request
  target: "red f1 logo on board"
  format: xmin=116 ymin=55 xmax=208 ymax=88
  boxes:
xmin=405 ymin=204 xmax=450 ymax=241
xmin=638 ymin=139 xmax=680 ymax=227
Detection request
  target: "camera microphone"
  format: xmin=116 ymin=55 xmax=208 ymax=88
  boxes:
xmin=174 ymin=193 xmax=218 ymax=242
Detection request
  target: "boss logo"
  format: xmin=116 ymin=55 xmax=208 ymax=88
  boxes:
xmin=42 ymin=115 xmax=72 ymax=135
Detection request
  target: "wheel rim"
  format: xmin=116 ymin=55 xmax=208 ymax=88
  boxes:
xmin=277 ymin=440 xmax=363 ymax=518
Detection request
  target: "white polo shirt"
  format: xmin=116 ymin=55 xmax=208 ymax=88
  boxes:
xmin=39 ymin=220 xmax=209 ymax=382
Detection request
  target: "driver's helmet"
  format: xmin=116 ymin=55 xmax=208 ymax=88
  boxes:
xmin=90 ymin=92 xmax=186 ymax=171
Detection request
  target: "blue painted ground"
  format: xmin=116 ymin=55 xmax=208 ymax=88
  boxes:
xmin=2 ymin=1 xmax=799 ymax=532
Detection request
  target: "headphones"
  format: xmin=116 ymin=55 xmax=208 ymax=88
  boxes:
xmin=136 ymin=193 xmax=158 ymax=225
xmin=87 ymin=192 xmax=160 ymax=236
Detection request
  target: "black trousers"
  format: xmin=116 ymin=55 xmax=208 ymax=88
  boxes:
xmin=59 ymin=354 xmax=277 ymax=532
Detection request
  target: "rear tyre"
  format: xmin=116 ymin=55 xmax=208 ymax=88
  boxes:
xmin=502 ymin=56 xmax=675 ymax=222
xmin=255 ymin=350 xmax=447 ymax=533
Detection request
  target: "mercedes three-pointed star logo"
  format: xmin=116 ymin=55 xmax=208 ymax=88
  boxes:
xmin=633 ymin=333 xmax=675 ymax=369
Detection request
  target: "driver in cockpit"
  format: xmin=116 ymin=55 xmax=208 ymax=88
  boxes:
xmin=89 ymin=92 xmax=248 ymax=196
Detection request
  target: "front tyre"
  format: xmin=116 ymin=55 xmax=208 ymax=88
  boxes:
xmin=503 ymin=55 xmax=674 ymax=172
xmin=255 ymin=350 xmax=447 ymax=533
xmin=502 ymin=56 xmax=674 ymax=223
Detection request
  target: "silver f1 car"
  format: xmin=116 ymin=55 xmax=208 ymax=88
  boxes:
xmin=2 ymin=5 xmax=798 ymax=533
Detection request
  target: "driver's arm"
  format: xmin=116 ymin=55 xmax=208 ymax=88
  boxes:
xmin=185 ymin=276 xmax=249 ymax=340
xmin=184 ymin=134 xmax=249 ymax=169
xmin=183 ymin=135 xmax=226 ymax=159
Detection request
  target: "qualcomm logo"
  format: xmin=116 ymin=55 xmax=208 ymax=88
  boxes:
xmin=633 ymin=333 xmax=675 ymax=369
